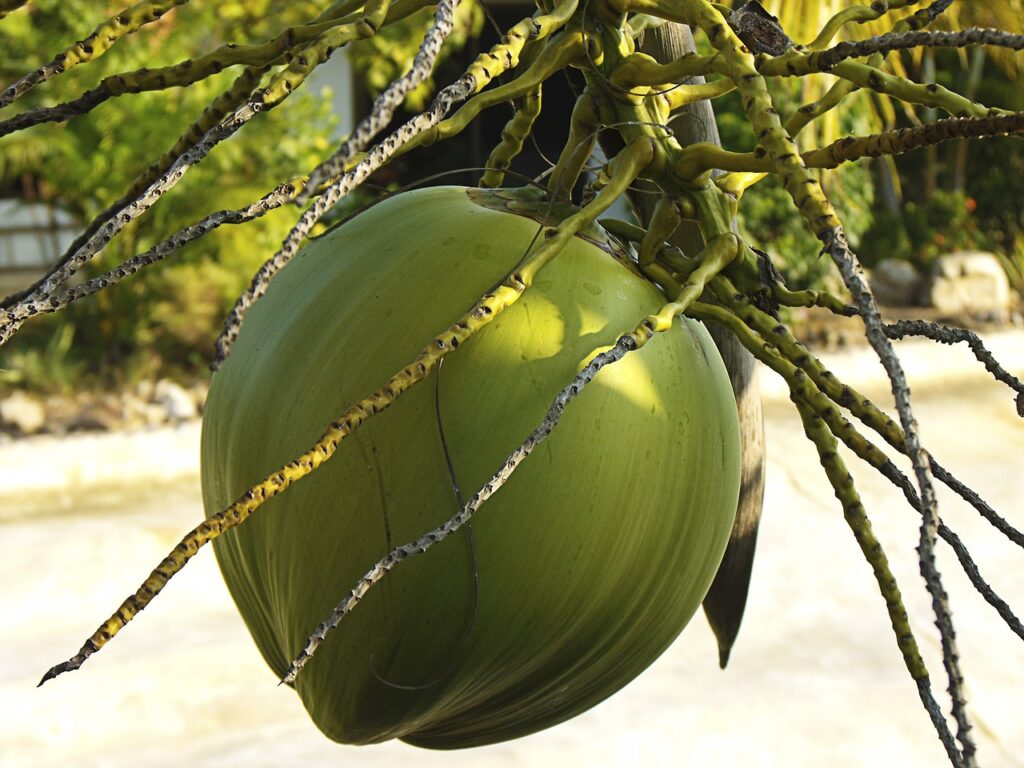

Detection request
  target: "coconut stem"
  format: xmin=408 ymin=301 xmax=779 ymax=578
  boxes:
xmin=481 ymin=85 xmax=543 ymax=188
xmin=0 ymin=181 xmax=305 ymax=345
xmin=1 ymin=64 xmax=268 ymax=311
xmin=677 ymin=0 xmax=973 ymax=759
xmin=712 ymin=276 xmax=1024 ymax=552
xmin=3 ymin=0 xmax=396 ymax=323
xmin=702 ymin=291 xmax=1024 ymax=641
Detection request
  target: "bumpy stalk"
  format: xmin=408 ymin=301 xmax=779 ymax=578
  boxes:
xmin=715 ymin=280 xmax=1024 ymax=551
xmin=822 ymin=417 xmax=1024 ymax=646
xmin=215 ymin=29 xmax=587 ymax=366
xmin=813 ymin=28 xmax=1024 ymax=71
xmin=548 ymin=89 xmax=602 ymax=200
xmin=465 ymin=0 xmax=579 ymax=87
xmin=298 ymin=0 xmax=475 ymax=201
xmin=706 ymin=288 xmax=1024 ymax=642
xmin=308 ymin=0 xmax=580 ymax=195
xmin=723 ymin=0 xmax=958 ymax=196
xmin=214 ymin=77 xmax=475 ymax=356
xmin=804 ymin=113 xmax=1024 ymax=167
xmin=679 ymin=113 xmax=1024 ymax=177
xmin=883 ymin=320 xmax=1024 ymax=412
xmin=769 ymin=285 xmax=854 ymax=315
xmin=609 ymin=51 xmax=720 ymax=88
xmin=693 ymin=302 xmax=931 ymax=672
xmin=637 ymin=197 xmax=682 ymax=267
xmin=689 ymin=299 xmax=962 ymax=767
xmin=829 ymin=61 xmax=999 ymax=119
xmin=807 ymin=2 xmax=907 ymax=49
xmin=395 ymin=30 xmax=585 ymax=163
xmin=789 ymin=397 xmax=965 ymax=768
xmin=216 ymin=53 xmax=473 ymax=364
xmin=664 ymin=78 xmax=736 ymax=111
xmin=283 ymin=331 xmax=646 ymax=683
xmin=481 ymin=86 xmax=543 ymax=188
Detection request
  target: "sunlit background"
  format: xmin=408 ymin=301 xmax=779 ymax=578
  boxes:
xmin=1 ymin=1 xmax=1023 ymax=765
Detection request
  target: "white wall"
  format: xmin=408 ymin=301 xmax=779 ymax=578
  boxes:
xmin=0 ymin=199 xmax=77 ymax=271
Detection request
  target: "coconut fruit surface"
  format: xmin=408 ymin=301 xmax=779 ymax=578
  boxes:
xmin=201 ymin=186 xmax=741 ymax=748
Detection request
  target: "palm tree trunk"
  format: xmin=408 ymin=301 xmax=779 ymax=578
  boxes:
xmin=953 ymin=46 xmax=986 ymax=192
xmin=631 ymin=24 xmax=767 ymax=669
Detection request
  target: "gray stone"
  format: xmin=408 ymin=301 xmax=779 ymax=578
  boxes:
xmin=121 ymin=393 xmax=168 ymax=428
xmin=188 ymin=381 xmax=209 ymax=415
xmin=43 ymin=395 xmax=78 ymax=435
xmin=69 ymin=398 xmax=121 ymax=432
xmin=870 ymin=258 xmax=922 ymax=307
xmin=0 ymin=391 xmax=46 ymax=434
xmin=923 ymin=251 xmax=1012 ymax=319
xmin=155 ymin=379 xmax=198 ymax=422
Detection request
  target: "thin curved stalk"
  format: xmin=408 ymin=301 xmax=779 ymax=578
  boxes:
xmin=215 ymin=26 xmax=588 ymax=366
xmin=678 ymin=113 xmax=1024 ymax=178
xmin=690 ymin=299 xmax=963 ymax=767
xmin=216 ymin=0 xmax=473 ymax=366
xmin=882 ymin=320 xmax=1024 ymax=412
xmin=548 ymin=89 xmax=602 ymax=200
xmin=5 ymin=0 xmax=392 ymax=314
xmin=302 ymin=0 xmax=581 ymax=199
xmin=393 ymin=30 xmax=585 ymax=163
xmin=813 ymin=27 xmax=1024 ymax=70
xmin=1 ymin=65 xmax=268 ymax=311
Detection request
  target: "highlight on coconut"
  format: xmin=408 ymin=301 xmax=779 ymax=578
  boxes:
xmin=2 ymin=0 xmax=1023 ymax=765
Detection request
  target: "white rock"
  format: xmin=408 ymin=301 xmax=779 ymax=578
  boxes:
xmin=0 ymin=391 xmax=46 ymax=434
xmin=155 ymin=379 xmax=198 ymax=422
xmin=923 ymin=251 xmax=1011 ymax=319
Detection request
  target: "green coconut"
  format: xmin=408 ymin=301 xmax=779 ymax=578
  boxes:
xmin=200 ymin=186 xmax=741 ymax=748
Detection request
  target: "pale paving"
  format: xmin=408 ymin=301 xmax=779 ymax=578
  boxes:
xmin=1 ymin=331 xmax=1022 ymax=767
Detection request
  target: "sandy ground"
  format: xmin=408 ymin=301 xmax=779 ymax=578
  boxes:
xmin=1 ymin=333 xmax=1023 ymax=767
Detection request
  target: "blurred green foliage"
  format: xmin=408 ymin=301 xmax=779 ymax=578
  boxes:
xmin=1 ymin=3 xmax=1022 ymax=394
xmin=0 ymin=0 xmax=338 ymax=390
xmin=860 ymin=49 xmax=1024 ymax=283
xmin=715 ymin=79 xmax=875 ymax=292
xmin=858 ymin=189 xmax=990 ymax=269
xmin=715 ymin=40 xmax=1024 ymax=297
